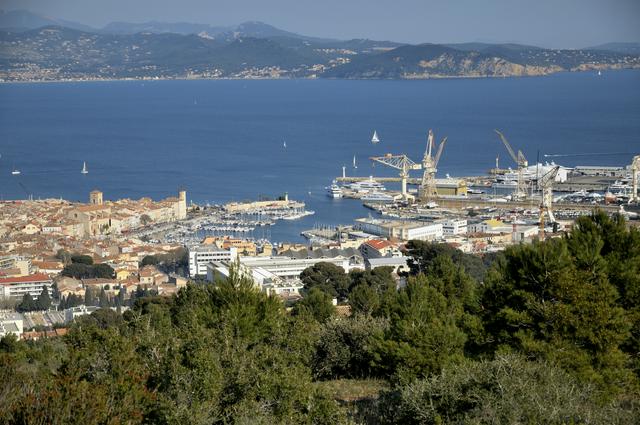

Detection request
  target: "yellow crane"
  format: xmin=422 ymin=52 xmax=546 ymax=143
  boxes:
xmin=495 ymin=129 xmax=528 ymax=200
xmin=419 ymin=129 xmax=447 ymax=201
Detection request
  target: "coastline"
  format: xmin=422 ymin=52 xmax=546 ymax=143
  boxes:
xmin=1 ymin=65 xmax=638 ymax=85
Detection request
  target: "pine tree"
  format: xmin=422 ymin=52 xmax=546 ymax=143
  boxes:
xmin=36 ymin=286 xmax=51 ymax=310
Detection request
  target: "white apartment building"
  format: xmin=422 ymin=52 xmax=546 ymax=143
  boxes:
xmin=441 ymin=219 xmax=468 ymax=236
xmin=0 ymin=273 xmax=53 ymax=300
xmin=188 ymin=245 xmax=238 ymax=277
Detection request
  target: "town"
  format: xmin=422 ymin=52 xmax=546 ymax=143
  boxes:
xmin=2 ymin=162 xmax=639 ymax=339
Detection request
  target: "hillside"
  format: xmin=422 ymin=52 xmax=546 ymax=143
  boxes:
xmin=0 ymin=19 xmax=639 ymax=81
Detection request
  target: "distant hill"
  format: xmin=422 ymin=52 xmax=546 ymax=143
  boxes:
xmin=1 ymin=11 xmax=639 ymax=82
xmin=0 ymin=9 xmax=95 ymax=32
xmin=323 ymin=42 xmax=640 ymax=79
xmin=101 ymin=20 xmax=230 ymax=36
xmin=586 ymin=42 xmax=640 ymax=55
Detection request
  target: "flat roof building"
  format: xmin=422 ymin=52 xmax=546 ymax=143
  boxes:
xmin=0 ymin=273 xmax=53 ymax=300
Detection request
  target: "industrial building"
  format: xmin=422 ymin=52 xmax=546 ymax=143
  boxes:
xmin=206 ymin=255 xmax=354 ymax=296
xmin=355 ymin=217 xmax=443 ymax=241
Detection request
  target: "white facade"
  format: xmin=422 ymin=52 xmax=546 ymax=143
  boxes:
xmin=206 ymin=256 xmax=351 ymax=292
xmin=441 ymin=219 xmax=468 ymax=236
xmin=355 ymin=218 xmax=443 ymax=241
xmin=0 ymin=274 xmax=53 ymax=299
xmin=405 ymin=223 xmax=443 ymax=241
xmin=188 ymin=245 xmax=238 ymax=277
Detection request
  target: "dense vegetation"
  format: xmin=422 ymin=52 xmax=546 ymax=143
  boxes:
xmin=1 ymin=211 xmax=639 ymax=424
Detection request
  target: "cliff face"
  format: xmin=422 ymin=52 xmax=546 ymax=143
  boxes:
xmin=323 ymin=43 xmax=640 ymax=79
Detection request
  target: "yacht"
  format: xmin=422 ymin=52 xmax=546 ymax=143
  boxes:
xmin=353 ymin=155 xmax=357 ymax=169
xmin=81 ymin=161 xmax=88 ymax=174
xmin=361 ymin=192 xmax=394 ymax=202
xmin=371 ymin=130 xmax=380 ymax=144
xmin=11 ymin=166 xmax=20 ymax=175
xmin=326 ymin=180 xmax=343 ymax=198
xmin=348 ymin=177 xmax=386 ymax=193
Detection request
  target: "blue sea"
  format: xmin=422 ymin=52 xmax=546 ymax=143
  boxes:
xmin=1 ymin=71 xmax=639 ymax=242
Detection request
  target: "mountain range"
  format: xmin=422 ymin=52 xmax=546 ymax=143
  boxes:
xmin=1 ymin=9 xmax=639 ymax=82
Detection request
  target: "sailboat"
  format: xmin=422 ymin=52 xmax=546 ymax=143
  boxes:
xmin=81 ymin=161 xmax=88 ymax=174
xmin=11 ymin=166 xmax=20 ymax=175
xmin=371 ymin=130 xmax=380 ymax=144
xmin=597 ymin=70 xmax=602 ymax=76
xmin=283 ymin=139 xmax=287 ymax=149
xmin=353 ymin=155 xmax=358 ymax=169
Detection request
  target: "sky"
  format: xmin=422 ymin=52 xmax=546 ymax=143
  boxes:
xmin=2 ymin=0 xmax=639 ymax=48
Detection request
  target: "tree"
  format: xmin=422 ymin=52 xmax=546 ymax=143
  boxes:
xmin=140 ymin=255 xmax=159 ymax=267
xmin=405 ymin=240 xmax=489 ymax=282
xmin=17 ymin=293 xmax=36 ymax=312
xmin=300 ymin=262 xmax=350 ymax=301
xmin=480 ymin=234 xmax=633 ymax=393
xmin=313 ymin=315 xmax=389 ymax=379
xmin=293 ymin=287 xmax=336 ymax=323
xmin=381 ymin=355 xmax=637 ymax=425
xmin=36 ymin=286 xmax=51 ymax=310
xmin=71 ymin=254 xmax=93 ymax=265
xmin=84 ymin=286 xmax=97 ymax=306
xmin=371 ymin=274 xmax=468 ymax=380
xmin=99 ymin=288 xmax=110 ymax=308
xmin=140 ymin=214 xmax=152 ymax=226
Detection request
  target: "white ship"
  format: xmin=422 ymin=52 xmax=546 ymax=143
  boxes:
xmin=371 ymin=130 xmax=380 ymax=144
xmin=282 ymin=210 xmax=315 ymax=220
xmin=81 ymin=161 xmax=88 ymax=174
xmin=326 ymin=180 xmax=343 ymax=198
xmin=11 ymin=166 xmax=20 ymax=175
xmin=361 ymin=191 xmax=394 ymax=202
xmin=353 ymin=155 xmax=357 ymax=169
xmin=348 ymin=176 xmax=386 ymax=193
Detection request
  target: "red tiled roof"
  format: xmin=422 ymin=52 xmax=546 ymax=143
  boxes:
xmin=364 ymin=239 xmax=394 ymax=250
xmin=0 ymin=273 xmax=51 ymax=284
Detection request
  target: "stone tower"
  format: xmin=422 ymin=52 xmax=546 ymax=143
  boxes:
xmin=178 ymin=190 xmax=187 ymax=219
xmin=89 ymin=189 xmax=103 ymax=205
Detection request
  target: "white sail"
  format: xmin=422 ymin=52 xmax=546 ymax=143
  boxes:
xmin=353 ymin=155 xmax=357 ymax=168
xmin=371 ymin=130 xmax=380 ymax=144
xmin=283 ymin=140 xmax=287 ymax=148
xmin=81 ymin=161 xmax=88 ymax=174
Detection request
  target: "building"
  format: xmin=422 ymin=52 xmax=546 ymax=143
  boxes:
xmin=365 ymin=256 xmax=410 ymax=274
xmin=188 ymin=245 xmax=238 ymax=277
xmin=206 ymin=256 xmax=352 ymax=292
xmin=0 ymin=255 xmax=32 ymax=277
xmin=435 ymin=178 xmax=468 ymax=196
xmin=0 ymin=312 xmax=24 ymax=338
xmin=0 ymin=273 xmax=53 ymax=300
xmin=90 ymin=190 xmax=103 ymax=205
xmin=355 ymin=217 xmax=443 ymax=241
xmin=139 ymin=265 xmax=168 ymax=286
xmin=360 ymin=239 xmax=403 ymax=259
xmin=441 ymin=219 xmax=468 ymax=236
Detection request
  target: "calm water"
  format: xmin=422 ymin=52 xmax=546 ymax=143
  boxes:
xmin=1 ymin=71 xmax=639 ymax=242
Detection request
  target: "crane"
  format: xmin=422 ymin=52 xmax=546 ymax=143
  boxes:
xmin=369 ymin=153 xmax=421 ymax=200
xmin=538 ymin=165 xmax=559 ymax=240
xmin=631 ymin=155 xmax=640 ymax=204
xmin=495 ymin=129 xmax=528 ymax=200
xmin=419 ymin=129 xmax=447 ymax=201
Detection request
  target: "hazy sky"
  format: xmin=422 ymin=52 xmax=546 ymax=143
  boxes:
xmin=2 ymin=0 xmax=639 ymax=48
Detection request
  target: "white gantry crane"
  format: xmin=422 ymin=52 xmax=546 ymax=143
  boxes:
xmin=370 ymin=153 xmax=421 ymax=200
xmin=631 ymin=155 xmax=640 ymax=204
xmin=495 ymin=129 xmax=528 ymax=200
xmin=538 ymin=165 xmax=560 ymax=240
xmin=419 ymin=129 xmax=448 ymax=201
